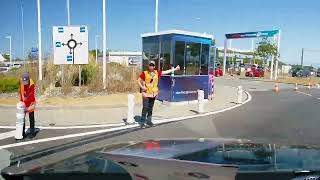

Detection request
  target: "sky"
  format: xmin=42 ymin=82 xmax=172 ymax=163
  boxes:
xmin=0 ymin=0 xmax=320 ymax=66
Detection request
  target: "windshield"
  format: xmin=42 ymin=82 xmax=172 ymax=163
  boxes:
xmin=1 ymin=0 xmax=320 ymax=180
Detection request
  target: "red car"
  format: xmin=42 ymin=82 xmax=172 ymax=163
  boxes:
xmin=245 ymin=65 xmax=264 ymax=77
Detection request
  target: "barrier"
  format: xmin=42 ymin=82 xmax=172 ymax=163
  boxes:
xmin=127 ymin=94 xmax=135 ymax=124
xmin=15 ymin=102 xmax=25 ymax=140
xmin=198 ymin=90 xmax=204 ymax=113
xmin=294 ymin=83 xmax=298 ymax=91
xmin=274 ymin=83 xmax=279 ymax=92
xmin=237 ymin=86 xmax=243 ymax=104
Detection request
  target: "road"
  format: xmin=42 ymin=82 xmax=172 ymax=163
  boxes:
xmin=1 ymin=79 xmax=320 ymax=167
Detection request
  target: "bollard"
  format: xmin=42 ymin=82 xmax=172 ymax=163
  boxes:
xmin=15 ymin=102 xmax=25 ymax=140
xmin=274 ymin=83 xmax=279 ymax=93
xmin=237 ymin=86 xmax=243 ymax=104
xmin=198 ymin=90 xmax=204 ymax=113
xmin=308 ymin=82 xmax=311 ymax=90
xmin=317 ymin=84 xmax=320 ymax=89
xmin=127 ymin=94 xmax=135 ymax=124
xmin=294 ymin=83 xmax=298 ymax=91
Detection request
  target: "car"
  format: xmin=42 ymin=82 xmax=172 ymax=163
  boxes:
xmin=3 ymin=138 xmax=320 ymax=180
xmin=245 ymin=65 xmax=264 ymax=77
xmin=317 ymin=71 xmax=320 ymax=77
xmin=296 ymin=70 xmax=311 ymax=77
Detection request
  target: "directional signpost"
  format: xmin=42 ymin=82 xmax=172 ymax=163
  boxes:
xmin=223 ymin=30 xmax=280 ymax=80
xmin=53 ymin=26 xmax=88 ymax=65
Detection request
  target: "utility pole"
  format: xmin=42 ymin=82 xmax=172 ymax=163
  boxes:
xmin=37 ymin=0 xmax=42 ymax=80
xmin=301 ymin=48 xmax=304 ymax=69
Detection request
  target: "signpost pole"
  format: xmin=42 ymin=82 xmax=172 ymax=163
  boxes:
xmin=103 ymin=0 xmax=107 ymax=89
xmin=274 ymin=30 xmax=281 ymax=80
xmin=222 ymin=38 xmax=227 ymax=77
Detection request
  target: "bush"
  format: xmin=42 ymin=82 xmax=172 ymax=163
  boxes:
xmin=0 ymin=78 xmax=20 ymax=93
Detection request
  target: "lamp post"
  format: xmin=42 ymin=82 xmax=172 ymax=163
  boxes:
xmin=5 ymin=36 xmax=12 ymax=67
xmin=37 ymin=0 xmax=42 ymax=80
xmin=155 ymin=0 xmax=159 ymax=32
xmin=102 ymin=0 xmax=107 ymax=89
xmin=95 ymin=35 xmax=100 ymax=64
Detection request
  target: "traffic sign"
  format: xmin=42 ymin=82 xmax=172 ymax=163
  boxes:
xmin=53 ymin=26 xmax=88 ymax=64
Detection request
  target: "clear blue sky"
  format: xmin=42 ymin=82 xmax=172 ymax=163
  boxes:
xmin=0 ymin=0 xmax=320 ymax=66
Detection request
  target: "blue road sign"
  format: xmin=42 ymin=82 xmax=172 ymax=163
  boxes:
xmin=58 ymin=27 xmax=64 ymax=33
xmin=67 ymin=55 xmax=73 ymax=62
xmin=80 ymin=27 xmax=86 ymax=32
xmin=55 ymin=42 xmax=61 ymax=47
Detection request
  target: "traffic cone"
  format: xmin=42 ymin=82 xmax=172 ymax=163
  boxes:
xmin=274 ymin=83 xmax=279 ymax=93
xmin=294 ymin=83 xmax=298 ymax=91
xmin=308 ymin=82 xmax=311 ymax=90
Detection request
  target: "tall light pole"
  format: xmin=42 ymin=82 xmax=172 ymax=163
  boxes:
xmin=155 ymin=0 xmax=158 ymax=32
xmin=21 ymin=0 xmax=25 ymax=61
xmin=95 ymin=35 xmax=100 ymax=64
xmin=5 ymin=36 xmax=12 ymax=67
xmin=102 ymin=0 xmax=107 ymax=89
xmin=67 ymin=0 xmax=71 ymax=25
xmin=37 ymin=0 xmax=42 ymax=80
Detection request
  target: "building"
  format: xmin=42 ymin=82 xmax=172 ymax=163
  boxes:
xmin=98 ymin=51 xmax=142 ymax=67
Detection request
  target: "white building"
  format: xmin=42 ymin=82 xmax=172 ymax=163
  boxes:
xmin=98 ymin=51 xmax=142 ymax=67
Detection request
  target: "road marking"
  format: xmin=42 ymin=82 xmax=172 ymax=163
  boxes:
xmin=317 ymin=98 xmax=320 ymax=100
xmin=0 ymin=123 xmax=125 ymax=130
xmin=296 ymin=91 xmax=312 ymax=97
xmin=0 ymin=130 xmax=16 ymax=140
xmin=0 ymin=91 xmax=252 ymax=150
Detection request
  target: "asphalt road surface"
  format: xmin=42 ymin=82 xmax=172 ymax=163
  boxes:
xmin=1 ymin=79 xmax=320 ymax=167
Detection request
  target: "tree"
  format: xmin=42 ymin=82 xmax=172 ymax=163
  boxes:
xmin=255 ymin=42 xmax=278 ymax=60
xmin=2 ymin=54 xmax=10 ymax=61
xmin=89 ymin=49 xmax=102 ymax=59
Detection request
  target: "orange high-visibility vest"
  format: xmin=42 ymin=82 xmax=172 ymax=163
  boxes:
xmin=142 ymin=70 xmax=159 ymax=98
xmin=20 ymin=79 xmax=36 ymax=113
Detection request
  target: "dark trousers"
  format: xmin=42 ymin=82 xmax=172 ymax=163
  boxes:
xmin=23 ymin=112 xmax=35 ymax=136
xmin=141 ymin=97 xmax=156 ymax=123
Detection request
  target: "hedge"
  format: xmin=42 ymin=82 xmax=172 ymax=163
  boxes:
xmin=0 ymin=78 xmax=20 ymax=93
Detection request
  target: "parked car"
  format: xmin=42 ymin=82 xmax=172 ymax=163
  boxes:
xmin=245 ymin=65 xmax=264 ymax=77
xmin=317 ymin=71 xmax=320 ymax=77
xmin=296 ymin=70 xmax=311 ymax=77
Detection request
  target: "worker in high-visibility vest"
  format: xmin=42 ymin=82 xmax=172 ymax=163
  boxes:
xmin=19 ymin=72 xmax=36 ymax=138
xmin=138 ymin=60 xmax=180 ymax=128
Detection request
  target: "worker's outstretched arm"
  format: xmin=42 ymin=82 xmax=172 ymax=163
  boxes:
xmin=162 ymin=65 xmax=180 ymax=75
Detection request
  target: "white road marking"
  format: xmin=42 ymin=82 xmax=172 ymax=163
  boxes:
xmin=0 ymin=123 xmax=125 ymax=130
xmin=317 ymin=98 xmax=320 ymax=100
xmin=0 ymin=91 xmax=252 ymax=150
xmin=296 ymin=91 xmax=312 ymax=97
xmin=0 ymin=130 xmax=16 ymax=140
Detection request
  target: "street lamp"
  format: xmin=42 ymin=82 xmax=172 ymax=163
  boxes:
xmin=95 ymin=35 xmax=100 ymax=64
xmin=37 ymin=0 xmax=42 ymax=80
xmin=5 ymin=36 xmax=12 ymax=68
xmin=155 ymin=0 xmax=159 ymax=32
xmin=102 ymin=0 xmax=107 ymax=89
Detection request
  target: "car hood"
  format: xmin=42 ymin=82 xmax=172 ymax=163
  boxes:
xmin=3 ymin=138 xmax=320 ymax=179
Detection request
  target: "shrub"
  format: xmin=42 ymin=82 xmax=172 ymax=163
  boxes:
xmin=0 ymin=78 xmax=20 ymax=93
